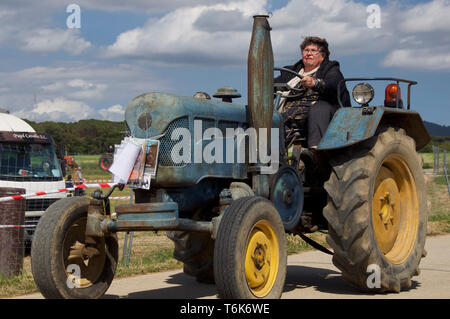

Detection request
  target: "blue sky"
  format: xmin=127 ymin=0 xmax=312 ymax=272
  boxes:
xmin=0 ymin=0 xmax=449 ymax=125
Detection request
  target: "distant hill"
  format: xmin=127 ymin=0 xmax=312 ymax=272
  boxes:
xmin=424 ymin=121 xmax=450 ymax=137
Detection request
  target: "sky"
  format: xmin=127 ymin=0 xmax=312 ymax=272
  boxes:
xmin=0 ymin=0 xmax=449 ymax=125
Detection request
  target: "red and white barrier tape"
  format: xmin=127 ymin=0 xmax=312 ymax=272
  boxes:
xmin=0 ymin=183 xmax=118 ymax=203
xmin=84 ymin=179 xmax=112 ymax=183
xmin=0 ymin=225 xmax=35 ymax=229
xmin=109 ymin=196 xmax=131 ymax=200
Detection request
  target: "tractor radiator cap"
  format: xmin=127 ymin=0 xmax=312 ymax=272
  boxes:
xmin=213 ymin=86 xmax=241 ymax=103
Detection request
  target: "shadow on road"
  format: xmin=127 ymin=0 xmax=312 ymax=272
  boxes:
xmin=103 ymin=272 xmax=218 ymax=299
xmin=284 ymin=265 xmax=420 ymax=296
xmin=102 ymin=264 xmax=420 ymax=299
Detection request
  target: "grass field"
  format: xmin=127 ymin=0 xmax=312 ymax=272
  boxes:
xmin=0 ymin=153 xmax=448 ymax=298
xmin=67 ymin=154 xmax=113 ymax=180
xmin=421 ymin=151 xmax=448 ymax=170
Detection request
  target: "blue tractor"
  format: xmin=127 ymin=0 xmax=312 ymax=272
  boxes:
xmin=31 ymin=15 xmax=430 ymax=299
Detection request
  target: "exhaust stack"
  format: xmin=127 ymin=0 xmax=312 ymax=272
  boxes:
xmin=247 ymin=15 xmax=274 ymax=160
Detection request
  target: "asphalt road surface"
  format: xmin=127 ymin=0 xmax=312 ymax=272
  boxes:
xmin=16 ymin=234 xmax=450 ymax=299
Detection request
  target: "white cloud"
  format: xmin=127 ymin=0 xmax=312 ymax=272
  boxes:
xmin=14 ymin=98 xmax=95 ymax=122
xmin=98 ymin=104 xmax=125 ymax=121
xmin=398 ymin=0 xmax=450 ymax=33
xmin=0 ymin=2 xmax=91 ymax=55
xmin=0 ymin=62 xmax=167 ymax=122
xmin=40 ymin=79 xmax=108 ymax=99
xmin=50 ymin=0 xmax=240 ymax=13
xmin=20 ymin=29 xmax=91 ymax=55
xmin=382 ymin=48 xmax=450 ymax=71
xmin=104 ymin=0 xmax=390 ymax=65
xmin=104 ymin=0 xmax=267 ymax=65
xmin=102 ymin=0 xmax=450 ymax=71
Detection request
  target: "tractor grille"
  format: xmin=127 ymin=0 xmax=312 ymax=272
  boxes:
xmin=158 ymin=117 xmax=241 ymax=167
xmin=159 ymin=117 xmax=190 ymax=167
xmin=218 ymin=120 xmax=240 ymax=134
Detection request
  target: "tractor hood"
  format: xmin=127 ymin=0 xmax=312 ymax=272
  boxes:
xmin=125 ymin=92 xmax=247 ymax=139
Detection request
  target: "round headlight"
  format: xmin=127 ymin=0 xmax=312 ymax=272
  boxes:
xmin=352 ymin=82 xmax=374 ymax=105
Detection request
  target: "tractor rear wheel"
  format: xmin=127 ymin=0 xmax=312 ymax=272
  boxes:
xmin=214 ymin=196 xmax=287 ymax=299
xmin=31 ymin=197 xmax=118 ymax=299
xmin=323 ymin=127 xmax=427 ymax=292
xmin=166 ymin=230 xmax=215 ymax=283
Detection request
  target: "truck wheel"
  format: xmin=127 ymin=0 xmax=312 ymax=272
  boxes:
xmin=323 ymin=127 xmax=427 ymax=292
xmin=31 ymin=197 xmax=118 ymax=299
xmin=214 ymin=196 xmax=287 ymax=299
xmin=166 ymin=231 xmax=215 ymax=283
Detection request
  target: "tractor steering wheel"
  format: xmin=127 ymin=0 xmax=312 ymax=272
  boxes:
xmin=274 ymin=67 xmax=304 ymax=99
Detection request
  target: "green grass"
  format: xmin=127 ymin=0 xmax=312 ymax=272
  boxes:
xmin=426 ymin=173 xmax=450 ymax=236
xmin=434 ymin=176 xmax=449 ymax=185
xmin=429 ymin=213 xmax=450 ymax=222
xmin=67 ymin=154 xmax=112 ymax=180
xmin=420 ymin=152 xmax=448 ymax=171
xmin=421 ymin=153 xmax=433 ymax=169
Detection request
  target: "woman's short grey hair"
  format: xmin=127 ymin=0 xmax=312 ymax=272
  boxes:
xmin=300 ymin=36 xmax=330 ymax=59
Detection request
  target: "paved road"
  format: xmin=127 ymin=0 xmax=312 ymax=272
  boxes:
xmin=17 ymin=234 xmax=450 ymax=299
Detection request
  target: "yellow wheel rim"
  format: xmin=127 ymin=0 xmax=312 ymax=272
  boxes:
xmin=372 ymin=154 xmax=419 ymax=264
xmin=244 ymin=220 xmax=279 ymax=297
xmin=62 ymin=217 xmax=106 ymax=288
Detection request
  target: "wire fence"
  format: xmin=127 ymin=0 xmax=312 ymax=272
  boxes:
xmin=432 ymin=145 xmax=450 ymax=194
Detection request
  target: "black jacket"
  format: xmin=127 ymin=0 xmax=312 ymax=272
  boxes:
xmin=274 ymin=58 xmax=351 ymax=107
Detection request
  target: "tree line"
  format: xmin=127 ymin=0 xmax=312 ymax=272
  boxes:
xmin=25 ymin=119 xmax=127 ymax=155
xmin=23 ymin=118 xmax=449 ymax=155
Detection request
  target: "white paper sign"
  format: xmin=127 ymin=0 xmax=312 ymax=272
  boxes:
xmin=108 ymin=141 xmax=141 ymax=184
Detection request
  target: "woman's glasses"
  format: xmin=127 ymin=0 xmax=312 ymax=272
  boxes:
xmin=302 ymin=49 xmax=321 ymax=55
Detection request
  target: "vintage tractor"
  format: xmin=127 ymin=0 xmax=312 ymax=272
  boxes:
xmin=31 ymin=15 xmax=430 ymax=299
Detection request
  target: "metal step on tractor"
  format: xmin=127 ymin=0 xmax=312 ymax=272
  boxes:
xmin=30 ymin=15 xmax=430 ymax=299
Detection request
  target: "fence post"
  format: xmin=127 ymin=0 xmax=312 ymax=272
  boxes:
xmin=121 ymin=189 xmax=135 ymax=266
xmin=432 ymin=145 xmax=440 ymax=175
xmin=0 ymin=188 xmax=25 ymax=278
xmin=443 ymin=150 xmax=450 ymax=195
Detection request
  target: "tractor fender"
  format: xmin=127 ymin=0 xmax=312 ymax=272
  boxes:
xmin=317 ymin=106 xmax=430 ymax=151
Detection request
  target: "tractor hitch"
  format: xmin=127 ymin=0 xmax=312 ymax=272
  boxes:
xmin=85 ymin=200 xmax=213 ymax=239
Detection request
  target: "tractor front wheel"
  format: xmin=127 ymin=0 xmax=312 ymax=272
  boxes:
xmin=214 ymin=196 xmax=287 ymax=299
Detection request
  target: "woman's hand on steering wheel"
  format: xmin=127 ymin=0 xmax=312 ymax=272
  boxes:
xmin=274 ymin=67 xmax=305 ymax=98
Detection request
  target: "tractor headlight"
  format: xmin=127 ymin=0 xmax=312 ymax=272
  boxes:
xmin=352 ymin=82 xmax=374 ymax=105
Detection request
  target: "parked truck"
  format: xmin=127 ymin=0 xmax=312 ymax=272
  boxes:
xmin=31 ymin=15 xmax=429 ymax=299
xmin=0 ymin=111 xmax=66 ymax=245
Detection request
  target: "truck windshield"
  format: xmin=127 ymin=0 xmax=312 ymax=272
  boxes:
xmin=0 ymin=142 xmax=63 ymax=181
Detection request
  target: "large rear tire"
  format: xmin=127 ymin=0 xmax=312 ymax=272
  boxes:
xmin=214 ymin=196 xmax=287 ymax=299
xmin=166 ymin=230 xmax=215 ymax=283
xmin=31 ymin=197 xmax=118 ymax=299
xmin=323 ymin=127 xmax=427 ymax=292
